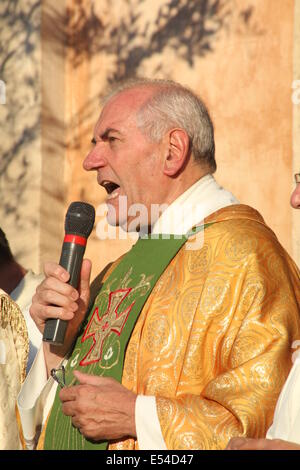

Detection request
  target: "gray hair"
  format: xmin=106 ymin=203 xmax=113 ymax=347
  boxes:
xmin=104 ymin=78 xmax=216 ymax=172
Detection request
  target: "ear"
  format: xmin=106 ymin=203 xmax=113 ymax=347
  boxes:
xmin=163 ymin=128 xmax=190 ymax=176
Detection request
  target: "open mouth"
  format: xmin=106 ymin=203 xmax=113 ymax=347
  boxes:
xmin=101 ymin=180 xmax=120 ymax=199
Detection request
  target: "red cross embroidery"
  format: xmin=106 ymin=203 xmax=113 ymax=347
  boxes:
xmin=79 ymin=288 xmax=134 ymax=366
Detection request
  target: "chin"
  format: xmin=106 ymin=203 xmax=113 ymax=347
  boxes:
xmin=106 ymin=209 xmax=128 ymax=229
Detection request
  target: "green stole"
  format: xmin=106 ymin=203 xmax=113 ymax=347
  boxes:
xmin=44 ymin=229 xmax=208 ymax=450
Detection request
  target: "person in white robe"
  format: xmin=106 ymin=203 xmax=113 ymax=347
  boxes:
xmin=227 ymin=173 xmax=300 ymax=451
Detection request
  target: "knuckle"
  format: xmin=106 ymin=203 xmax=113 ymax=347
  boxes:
xmin=60 ymin=307 xmax=71 ymax=318
xmin=29 ymin=304 xmax=36 ymax=319
xmin=37 ymin=278 xmax=52 ymax=295
xmin=44 ymin=261 xmax=57 ymax=275
xmin=45 ymin=277 xmax=59 ymax=291
xmin=44 ymin=305 xmax=56 ymax=318
xmin=77 ymin=404 xmax=85 ymax=415
xmin=77 ymin=386 xmax=87 ymax=398
xmin=35 ymin=283 xmax=44 ymax=296
xmin=42 ymin=305 xmax=51 ymax=317
xmin=67 ymin=284 xmax=76 ymax=296
xmin=74 ymin=399 xmax=86 ymax=414
xmin=44 ymin=290 xmax=55 ymax=304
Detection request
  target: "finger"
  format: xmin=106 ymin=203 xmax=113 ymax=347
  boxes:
xmin=30 ymin=303 xmax=75 ymax=322
xmin=73 ymin=370 xmax=114 ymax=387
xmin=59 ymin=386 xmax=79 ymax=403
xmin=73 ymin=370 xmax=100 ymax=386
xmin=29 ymin=303 xmax=76 ymax=334
xmin=227 ymin=438 xmax=266 ymax=450
xmin=226 ymin=437 xmax=247 ymax=450
xmin=37 ymin=276 xmax=79 ymax=300
xmin=242 ymin=438 xmax=282 ymax=450
xmin=61 ymin=401 xmax=75 ymax=416
xmin=43 ymin=261 xmax=70 ymax=282
xmin=237 ymin=438 xmax=266 ymax=450
xmin=71 ymin=416 xmax=83 ymax=429
xmin=59 ymin=382 xmax=95 ymax=401
xmin=34 ymin=288 xmax=78 ymax=312
xmin=78 ymin=259 xmax=92 ymax=305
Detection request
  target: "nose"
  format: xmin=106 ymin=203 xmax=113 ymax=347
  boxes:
xmin=83 ymin=143 xmax=107 ymax=171
xmin=290 ymin=184 xmax=300 ymax=209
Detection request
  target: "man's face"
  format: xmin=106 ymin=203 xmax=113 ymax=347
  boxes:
xmin=290 ymin=173 xmax=300 ymax=209
xmin=83 ymin=88 xmax=168 ymax=229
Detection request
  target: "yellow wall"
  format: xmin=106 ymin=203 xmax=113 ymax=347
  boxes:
xmin=0 ymin=0 xmax=299 ymax=280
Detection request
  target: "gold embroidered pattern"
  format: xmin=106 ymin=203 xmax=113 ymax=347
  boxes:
xmin=0 ymin=294 xmax=28 ymax=382
xmin=109 ymin=205 xmax=300 ymax=450
xmin=0 ymin=293 xmax=29 ymax=449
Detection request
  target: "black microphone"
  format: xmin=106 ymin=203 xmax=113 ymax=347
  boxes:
xmin=43 ymin=201 xmax=95 ymax=345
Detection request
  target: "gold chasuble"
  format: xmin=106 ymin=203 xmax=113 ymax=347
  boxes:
xmin=107 ymin=205 xmax=300 ymax=450
xmin=0 ymin=292 xmax=28 ymax=449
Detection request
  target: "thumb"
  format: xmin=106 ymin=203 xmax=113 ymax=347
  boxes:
xmin=73 ymin=370 xmax=102 ymax=386
xmin=78 ymin=258 xmax=92 ymax=306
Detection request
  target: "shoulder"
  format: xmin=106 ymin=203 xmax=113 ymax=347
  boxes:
xmin=195 ymin=204 xmax=291 ymax=260
xmin=178 ymin=204 xmax=299 ymax=286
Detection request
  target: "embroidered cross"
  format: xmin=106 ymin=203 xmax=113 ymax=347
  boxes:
xmin=79 ymin=288 xmax=134 ymax=366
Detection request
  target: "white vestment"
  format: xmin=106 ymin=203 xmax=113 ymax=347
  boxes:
xmin=11 ymin=270 xmax=44 ymax=372
xmin=267 ymin=350 xmax=300 ymax=444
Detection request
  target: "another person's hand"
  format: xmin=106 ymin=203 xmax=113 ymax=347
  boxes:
xmin=60 ymin=370 xmax=137 ymax=441
xmin=30 ymin=259 xmax=92 ymax=358
xmin=227 ymin=437 xmax=300 ymax=450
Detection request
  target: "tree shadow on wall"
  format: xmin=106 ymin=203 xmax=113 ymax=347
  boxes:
xmin=39 ymin=0 xmax=264 ymax=152
xmin=0 ymin=0 xmax=264 ymax=232
xmin=43 ymin=0 xmax=264 ymax=83
xmin=0 ymin=0 xmax=41 ymax=231
xmin=36 ymin=0 xmax=265 ymax=167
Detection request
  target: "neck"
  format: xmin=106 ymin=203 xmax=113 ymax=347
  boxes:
xmin=163 ymin=166 xmax=212 ymax=207
xmin=0 ymin=261 xmax=27 ymax=295
xmin=143 ymin=168 xmax=212 ymax=233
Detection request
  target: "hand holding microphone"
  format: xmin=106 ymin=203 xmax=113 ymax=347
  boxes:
xmin=30 ymin=202 xmax=95 ymax=347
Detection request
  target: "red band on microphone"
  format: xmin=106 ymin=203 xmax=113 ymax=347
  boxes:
xmin=64 ymin=234 xmax=87 ymax=247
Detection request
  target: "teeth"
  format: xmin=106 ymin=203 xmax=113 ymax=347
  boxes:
xmin=107 ymin=188 xmax=120 ymax=200
xmin=101 ymin=180 xmax=120 ymax=194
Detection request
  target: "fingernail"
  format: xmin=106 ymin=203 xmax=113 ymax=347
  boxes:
xmin=71 ymin=291 xmax=78 ymax=300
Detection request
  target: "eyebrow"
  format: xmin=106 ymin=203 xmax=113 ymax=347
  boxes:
xmin=91 ymin=127 xmax=121 ymax=144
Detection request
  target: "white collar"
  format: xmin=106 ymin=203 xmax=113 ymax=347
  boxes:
xmin=151 ymin=174 xmax=239 ymax=235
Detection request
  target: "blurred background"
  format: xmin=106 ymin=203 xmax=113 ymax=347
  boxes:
xmin=0 ymin=0 xmax=299 ymax=281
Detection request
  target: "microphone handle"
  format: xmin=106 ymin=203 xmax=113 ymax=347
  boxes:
xmin=43 ymin=241 xmax=86 ymax=345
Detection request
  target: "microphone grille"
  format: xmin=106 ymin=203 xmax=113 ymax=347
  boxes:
xmin=65 ymin=202 xmax=95 ymax=238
